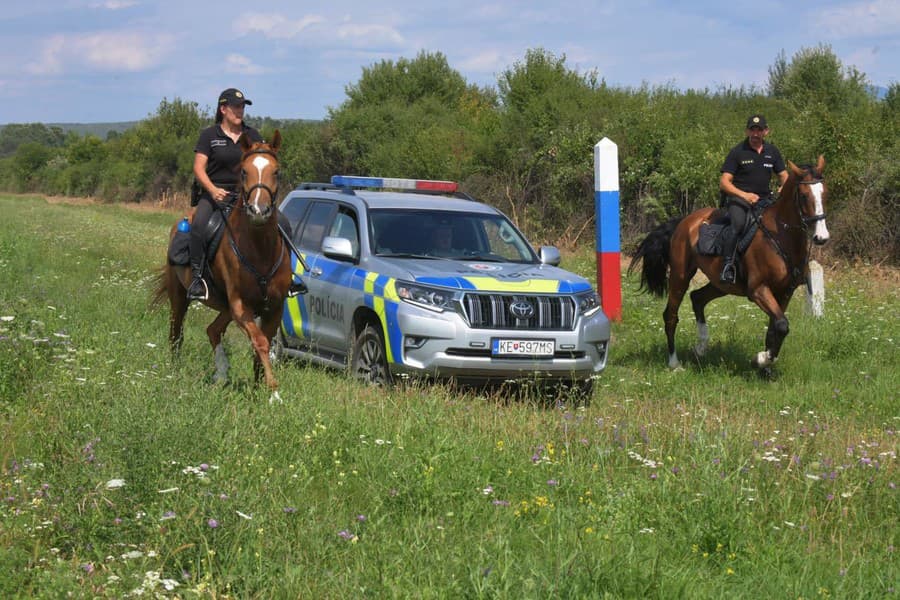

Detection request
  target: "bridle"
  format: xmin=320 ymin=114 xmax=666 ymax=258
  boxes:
xmin=239 ymin=147 xmax=280 ymax=214
xmin=794 ymin=172 xmax=827 ymax=229
xmin=227 ymin=144 xmax=285 ymax=302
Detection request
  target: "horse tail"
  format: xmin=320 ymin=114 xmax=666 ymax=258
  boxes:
xmin=627 ymin=217 xmax=683 ymax=297
xmin=149 ymin=265 xmax=170 ymax=308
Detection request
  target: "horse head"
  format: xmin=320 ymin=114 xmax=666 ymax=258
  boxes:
xmin=239 ymin=129 xmax=282 ymax=225
xmin=787 ymin=155 xmax=829 ymax=245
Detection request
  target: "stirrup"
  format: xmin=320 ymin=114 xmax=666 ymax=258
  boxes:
xmin=187 ymin=277 xmax=208 ymax=301
xmin=288 ymin=278 xmax=308 ymax=297
xmin=719 ymin=262 xmax=737 ymax=284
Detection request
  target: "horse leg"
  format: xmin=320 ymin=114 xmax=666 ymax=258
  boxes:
xmin=748 ymin=286 xmax=789 ymax=369
xmin=663 ymin=275 xmax=692 ymax=370
xmin=230 ymin=299 xmax=279 ymax=392
xmin=689 ymin=283 xmax=726 ymax=357
xmin=207 ymin=311 xmax=233 ymax=385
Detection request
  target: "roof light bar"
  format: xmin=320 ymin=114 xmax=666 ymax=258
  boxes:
xmin=331 ymin=175 xmax=458 ymax=193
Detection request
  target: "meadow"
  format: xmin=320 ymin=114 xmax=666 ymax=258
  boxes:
xmin=0 ymin=195 xmax=896 ymax=598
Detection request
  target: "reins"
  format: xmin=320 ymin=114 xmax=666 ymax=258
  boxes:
xmin=757 ymin=171 xmax=825 ymax=289
xmin=225 ymin=146 xmax=286 ymax=303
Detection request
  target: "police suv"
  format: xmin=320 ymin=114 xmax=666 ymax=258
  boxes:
xmin=275 ymin=176 xmax=610 ymax=395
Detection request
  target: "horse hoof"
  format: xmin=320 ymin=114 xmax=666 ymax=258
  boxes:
xmin=757 ymin=366 xmax=778 ymax=381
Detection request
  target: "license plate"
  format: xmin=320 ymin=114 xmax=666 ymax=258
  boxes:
xmin=492 ymin=339 xmax=555 ymax=357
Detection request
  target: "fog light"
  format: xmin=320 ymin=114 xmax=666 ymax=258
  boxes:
xmin=404 ymin=336 xmax=427 ymax=349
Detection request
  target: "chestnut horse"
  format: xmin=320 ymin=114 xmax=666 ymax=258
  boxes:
xmin=153 ymin=130 xmax=292 ymax=394
xmin=629 ymin=156 xmax=829 ymax=374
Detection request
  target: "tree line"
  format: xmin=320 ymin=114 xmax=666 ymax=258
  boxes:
xmin=2 ymin=44 xmax=897 ymax=262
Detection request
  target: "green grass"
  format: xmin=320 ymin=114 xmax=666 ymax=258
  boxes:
xmin=1 ymin=195 xmax=897 ymax=598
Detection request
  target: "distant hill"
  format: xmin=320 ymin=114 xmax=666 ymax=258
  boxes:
xmin=47 ymin=122 xmax=140 ymax=137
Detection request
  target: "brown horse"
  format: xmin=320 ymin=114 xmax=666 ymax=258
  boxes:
xmin=152 ymin=130 xmax=292 ymax=394
xmin=629 ymin=156 xmax=829 ymax=373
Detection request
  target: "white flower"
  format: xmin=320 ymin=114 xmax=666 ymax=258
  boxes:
xmin=105 ymin=478 xmax=126 ymax=489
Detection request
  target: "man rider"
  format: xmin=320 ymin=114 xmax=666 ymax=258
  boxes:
xmin=718 ymin=114 xmax=788 ymax=283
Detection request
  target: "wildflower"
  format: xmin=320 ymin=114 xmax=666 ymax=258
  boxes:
xmin=356 ymin=514 xmax=366 ymax=522
xmin=547 ymin=479 xmax=559 ymax=487
xmin=726 ymin=568 xmax=735 ymax=575
xmin=207 ymin=518 xmax=219 ymax=528
xmin=283 ymin=507 xmax=297 ymax=514
xmin=338 ymin=529 xmax=358 ymax=542
xmin=492 ymin=499 xmax=510 ymax=507
xmin=482 ymin=485 xmax=494 ymax=495
xmin=81 ymin=563 xmax=94 ymax=574
xmin=105 ymin=479 xmax=126 ymax=489
xmin=160 ymin=511 xmax=176 ymax=521
xmin=236 ymin=511 xmax=252 ymax=520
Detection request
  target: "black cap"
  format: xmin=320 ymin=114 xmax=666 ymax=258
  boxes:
xmin=746 ymin=114 xmax=767 ymax=129
xmin=218 ymin=88 xmax=252 ymax=106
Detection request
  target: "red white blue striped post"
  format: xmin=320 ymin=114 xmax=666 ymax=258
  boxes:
xmin=594 ymin=138 xmax=622 ymax=321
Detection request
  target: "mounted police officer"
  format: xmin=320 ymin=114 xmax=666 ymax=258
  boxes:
xmin=718 ymin=114 xmax=788 ymax=283
xmin=188 ymin=88 xmax=263 ymax=301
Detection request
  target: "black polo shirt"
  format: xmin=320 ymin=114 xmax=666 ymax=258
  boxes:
xmin=194 ymin=123 xmax=263 ymax=187
xmin=721 ymin=139 xmax=786 ymax=198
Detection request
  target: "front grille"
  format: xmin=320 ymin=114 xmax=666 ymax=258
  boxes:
xmin=461 ymin=294 xmax=576 ymax=330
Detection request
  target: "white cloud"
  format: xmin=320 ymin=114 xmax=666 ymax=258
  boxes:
xmin=225 ymin=53 xmax=266 ymax=75
xmin=26 ymin=31 xmax=173 ymax=75
xmin=234 ymin=13 xmax=325 ymax=39
xmin=816 ymin=0 xmax=900 ymax=38
xmin=90 ymin=0 xmax=138 ymax=9
xmin=335 ymin=23 xmax=404 ymax=47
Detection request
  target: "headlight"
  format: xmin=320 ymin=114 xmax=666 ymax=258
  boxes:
xmin=395 ymin=281 xmax=458 ymax=312
xmin=576 ymin=291 xmax=602 ymax=316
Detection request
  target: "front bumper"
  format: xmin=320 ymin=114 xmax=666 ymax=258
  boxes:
xmin=389 ymin=303 xmax=610 ymax=383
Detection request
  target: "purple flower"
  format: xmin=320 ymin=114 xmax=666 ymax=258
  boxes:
xmin=547 ymin=479 xmax=559 ymax=487
xmin=356 ymin=514 xmax=367 ymax=522
xmin=81 ymin=563 xmax=94 ymax=574
xmin=493 ymin=499 xmax=510 ymax=507
xmin=338 ymin=529 xmax=355 ymax=540
xmin=113 ymin=517 xmax=123 ymax=525
xmin=200 ymin=463 xmax=209 ymax=472
xmin=283 ymin=507 xmax=297 ymax=514
xmin=650 ymin=472 xmax=658 ymax=480
xmin=207 ymin=518 xmax=219 ymax=528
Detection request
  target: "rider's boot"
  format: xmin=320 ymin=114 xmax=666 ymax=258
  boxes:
xmin=187 ymin=232 xmax=208 ymax=301
xmin=719 ymin=234 xmax=738 ymax=284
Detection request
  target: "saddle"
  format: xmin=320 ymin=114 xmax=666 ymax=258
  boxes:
xmin=697 ymin=198 xmax=773 ymax=257
xmin=167 ymin=196 xmax=237 ymax=266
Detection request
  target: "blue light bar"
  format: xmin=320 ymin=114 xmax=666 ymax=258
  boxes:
xmin=331 ymin=175 xmax=458 ymax=192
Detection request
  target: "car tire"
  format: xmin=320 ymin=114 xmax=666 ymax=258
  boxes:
xmin=350 ymin=323 xmax=392 ymax=385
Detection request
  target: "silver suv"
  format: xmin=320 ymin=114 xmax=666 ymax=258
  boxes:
xmin=275 ymin=176 xmax=610 ymax=395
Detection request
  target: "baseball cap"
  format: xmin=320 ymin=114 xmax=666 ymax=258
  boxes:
xmin=218 ymin=88 xmax=252 ymax=106
xmin=746 ymin=114 xmax=767 ymax=129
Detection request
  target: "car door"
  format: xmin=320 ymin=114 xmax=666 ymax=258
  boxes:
xmin=284 ymin=199 xmax=336 ymax=349
xmin=308 ymin=207 xmax=361 ymax=357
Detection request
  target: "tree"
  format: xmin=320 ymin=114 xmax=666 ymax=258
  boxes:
xmin=767 ymin=44 xmax=871 ymax=112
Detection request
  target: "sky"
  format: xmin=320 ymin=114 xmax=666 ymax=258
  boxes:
xmin=1 ymin=0 xmax=898 ymax=124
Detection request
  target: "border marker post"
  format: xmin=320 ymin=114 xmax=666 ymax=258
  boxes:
xmin=594 ymin=138 xmax=622 ymax=321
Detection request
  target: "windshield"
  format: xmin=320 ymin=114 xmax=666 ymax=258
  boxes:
xmin=369 ymin=209 xmax=538 ymax=263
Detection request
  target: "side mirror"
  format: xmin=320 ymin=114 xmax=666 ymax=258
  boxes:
xmin=322 ymin=236 xmax=355 ymax=261
xmin=538 ymin=245 xmax=561 ymax=266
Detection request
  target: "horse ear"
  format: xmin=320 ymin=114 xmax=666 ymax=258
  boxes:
xmin=271 ymin=129 xmax=282 ymax=153
xmin=787 ymin=160 xmax=803 ymax=177
xmin=815 ymin=154 xmax=825 ymax=173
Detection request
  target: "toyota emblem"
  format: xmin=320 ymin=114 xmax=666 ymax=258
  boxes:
xmin=509 ymin=301 xmax=534 ymax=319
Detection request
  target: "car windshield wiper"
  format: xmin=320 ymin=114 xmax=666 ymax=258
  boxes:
xmin=376 ymin=252 xmax=440 ymax=260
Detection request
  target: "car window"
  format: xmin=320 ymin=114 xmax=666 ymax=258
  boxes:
xmin=297 ymin=201 xmax=337 ymax=251
xmin=328 ymin=209 xmax=359 ymax=258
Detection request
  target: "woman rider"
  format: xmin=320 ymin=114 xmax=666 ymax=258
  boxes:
xmin=187 ymin=88 xmax=263 ymax=301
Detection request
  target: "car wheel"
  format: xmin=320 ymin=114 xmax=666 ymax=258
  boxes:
xmin=350 ymin=324 xmax=392 ymax=385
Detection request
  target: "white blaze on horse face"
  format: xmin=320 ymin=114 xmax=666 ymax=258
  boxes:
xmin=250 ymin=155 xmax=272 ymax=213
xmin=809 ymin=182 xmax=829 ymax=242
